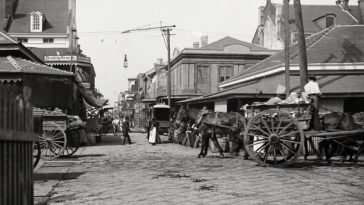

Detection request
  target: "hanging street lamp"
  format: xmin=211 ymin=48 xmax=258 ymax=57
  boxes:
xmin=123 ymin=54 xmax=128 ymax=68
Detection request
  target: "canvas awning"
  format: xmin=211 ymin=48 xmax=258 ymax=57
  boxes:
xmin=79 ymin=84 xmax=108 ymax=108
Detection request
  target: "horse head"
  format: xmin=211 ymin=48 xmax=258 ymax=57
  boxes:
xmin=175 ymin=105 xmax=187 ymax=128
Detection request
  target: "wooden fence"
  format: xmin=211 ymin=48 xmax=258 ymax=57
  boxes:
xmin=0 ymin=87 xmax=37 ymax=205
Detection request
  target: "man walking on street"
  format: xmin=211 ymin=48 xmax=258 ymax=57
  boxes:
xmin=122 ymin=117 xmax=132 ymax=145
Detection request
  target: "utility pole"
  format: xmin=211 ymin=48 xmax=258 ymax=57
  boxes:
xmin=284 ymin=0 xmax=290 ymax=97
xmin=293 ymin=0 xmax=308 ymax=91
xmin=163 ymin=28 xmax=172 ymax=107
xmin=121 ymin=24 xmax=175 ymax=107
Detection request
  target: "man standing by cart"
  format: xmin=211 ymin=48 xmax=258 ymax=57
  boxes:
xmin=304 ymin=75 xmax=321 ymax=130
xmin=122 ymin=116 xmax=132 ymax=145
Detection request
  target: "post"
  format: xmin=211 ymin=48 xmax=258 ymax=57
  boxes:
xmin=166 ymin=28 xmax=171 ymax=107
xmin=284 ymin=0 xmax=290 ymax=97
xmin=293 ymin=0 xmax=308 ymax=91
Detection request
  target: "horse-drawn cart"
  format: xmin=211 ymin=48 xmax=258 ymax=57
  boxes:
xmin=33 ymin=109 xmax=83 ymax=167
xmin=243 ymin=103 xmax=364 ymax=167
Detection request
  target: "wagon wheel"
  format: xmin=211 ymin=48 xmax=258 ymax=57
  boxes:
xmin=63 ymin=129 xmax=81 ymax=157
xmin=39 ymin=122 xmax=67 ymax=159
xmin=244 ymin=109 xmax=304 ymax=167
xmin=33 ymin=141 xmax=41 ymax=168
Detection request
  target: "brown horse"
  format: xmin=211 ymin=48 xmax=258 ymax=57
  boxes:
xmin=175 ymin=106 xmax=247 ymax=158
xmin=318 ymin=112 xmax=364 ymax=164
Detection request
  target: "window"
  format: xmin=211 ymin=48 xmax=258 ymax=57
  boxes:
xmin=30 ymin=11 xmax=43 ymax=32
xmin=196 ymin=65 xmax=210 ymax=93
xmin=326 ymin=16 xmax=334 ymax=28
xmin=33 ymin=14 xmax=40 ymax=30
xmin=43 ymin=38 xmax=54 ymax=43
xmin=219 ymin=66 xmax=233 ymax=82
xmin=17 ymin=38 xmax=28 ymax=43
xmin=238 ymin=64 xmax=246 ymax=74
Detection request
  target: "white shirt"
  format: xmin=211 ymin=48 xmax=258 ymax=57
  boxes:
xmin=304 ymin=80 xmax=321 ymax=95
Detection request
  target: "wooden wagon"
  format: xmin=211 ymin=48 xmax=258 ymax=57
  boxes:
xmin=242 ymin=103 xmax=364 ymax=167
xmin=33 ymin=109 xmax=82 ymax=167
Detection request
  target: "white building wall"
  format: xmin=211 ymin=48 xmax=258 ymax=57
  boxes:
xmin=23 ymin=37 xmax=69 ymax=48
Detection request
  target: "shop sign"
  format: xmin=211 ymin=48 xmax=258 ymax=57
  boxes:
xmin=44 ymin=56 xmax=91 ymax=63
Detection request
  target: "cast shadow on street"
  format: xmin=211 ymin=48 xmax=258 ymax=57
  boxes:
xmin=64 ymin=154 xmax=107 ymax=158
xmin=34 ymin=171 xmax=86 ymax=181
xmin=284 ymin=158 xmax=364 ymax=169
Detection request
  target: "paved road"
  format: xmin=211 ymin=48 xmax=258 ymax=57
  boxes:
xmin=34 ymin=132 xmax=364 ymax=205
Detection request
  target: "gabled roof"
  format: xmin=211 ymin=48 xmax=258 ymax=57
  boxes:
xmin=0 ymin=56 xmax=73 ymax=76
xmin=200 ymin=36 xmax=268 ymax=51
xmin=0 ymin=31 xmax=43 ymax=63
xmin=7 ymin=0 xmax=69 ymax=34
xmin=223 ymin=25 xmax=364 ymax=87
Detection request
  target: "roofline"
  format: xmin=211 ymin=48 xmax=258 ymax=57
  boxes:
xmin=164 ymin=51 xmax=276 ymax=71
xmin=220 ymin=26 xmax=335 ymax=87
xmin=0 ymin=32 xmax=18 ymax=43
xmin=8 ymin=33 xmax=69 ymax=37
xmin=220 ymin=62 xmax=364 ymax=88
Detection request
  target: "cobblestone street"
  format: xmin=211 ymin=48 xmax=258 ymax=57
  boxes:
xmin=34 ymin=132 xmax=364 ymax=205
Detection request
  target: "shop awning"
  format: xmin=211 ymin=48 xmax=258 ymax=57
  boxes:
xmin=79 ymin=84 xmax=108 ymax=108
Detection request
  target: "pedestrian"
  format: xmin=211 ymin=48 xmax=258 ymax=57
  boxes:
xmin=148 ymin=118 xmax=160 ymax=145
xmin=122 ymin=116 xmax=132 ymax=145
xmin=145 ymin=118 xmax=151 ymax=140
xmin=304 ymin=75 xmax=321 ymax=130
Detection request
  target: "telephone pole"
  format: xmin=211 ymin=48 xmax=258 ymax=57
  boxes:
xmin=163 ymin=28 xmax=172 ymax=107
xmin=293 ymin=0 xmax=308 ymax=91
xmin=284 ymin=0 xmax=290 ymax=97
xmin=121 ymin=24 xmax=176 ymax=107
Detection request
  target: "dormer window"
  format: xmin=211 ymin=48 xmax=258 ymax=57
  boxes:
xmin=30 ymin=11 xmax=43 ymax=32
xmin=326 ymin=16 xmax=334 ymax=28
xmin=314 ymin=14 xmax=336 ymax=29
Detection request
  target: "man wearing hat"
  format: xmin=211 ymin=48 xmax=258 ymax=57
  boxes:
xmin=122 ymin=116 xmax=132 ymax=145
xmin=304 ymin=75 xmax=321 ymax=130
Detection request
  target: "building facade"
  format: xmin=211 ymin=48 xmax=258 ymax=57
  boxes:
xmin=166 ymin=36 xmax=276 ymax=112
xmin=1 ymin=0 xmax=97 ymax=96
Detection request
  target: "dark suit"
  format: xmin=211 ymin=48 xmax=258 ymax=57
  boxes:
xmin=122 ymin=120 xmax=131 ymax=144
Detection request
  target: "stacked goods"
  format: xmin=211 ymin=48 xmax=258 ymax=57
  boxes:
xmin=353 ymin=112 xmax=364 ymax=127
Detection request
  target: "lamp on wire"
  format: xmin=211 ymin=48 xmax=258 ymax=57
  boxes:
xmin=123 ymin=54 xmax=128 ymax=68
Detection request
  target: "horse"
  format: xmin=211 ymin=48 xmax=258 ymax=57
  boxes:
xmin=318 ymin=112 xmax=364 ymax=164
xmin=175 ymin=106 xmax=247 ymax=158
xmin=112 ymin=118 xmax=122 ymax=135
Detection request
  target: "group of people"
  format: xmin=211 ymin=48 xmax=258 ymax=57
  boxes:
xmin=118 ymin=116 xmax=162 ymax=146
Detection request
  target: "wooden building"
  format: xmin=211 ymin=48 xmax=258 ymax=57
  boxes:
xmin=158 ymin=36 xmax=276 ymax=111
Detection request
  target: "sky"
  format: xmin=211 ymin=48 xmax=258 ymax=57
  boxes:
xmin=76 ymin=0 xmax=337 ymax=104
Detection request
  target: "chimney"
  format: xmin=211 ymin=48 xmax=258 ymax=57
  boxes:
xmin=258 ymin=6 xmax=265 ymax=26
xmin=359 ymin=0 xmax=364 ymax=24
xmin=200 ymin=35 xmax=208 ymax=47
xmin=336 ymin=0 xmax=341 ymax=5
xmin=192 ymin=42 xmax=199 ymax=48
xmin=343 ymin=0 xmax=349 ymax=10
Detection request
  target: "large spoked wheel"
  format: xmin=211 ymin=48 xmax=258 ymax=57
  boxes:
xmin=39 ymin=122 xmax=67 ymax=160
xmin=33 ymin=141 xmax=41 ymax=168
xmin=63 ymin=129 xmax=82 ymax=157
xmin=244 ymin=109 xmax=304 ymax=167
